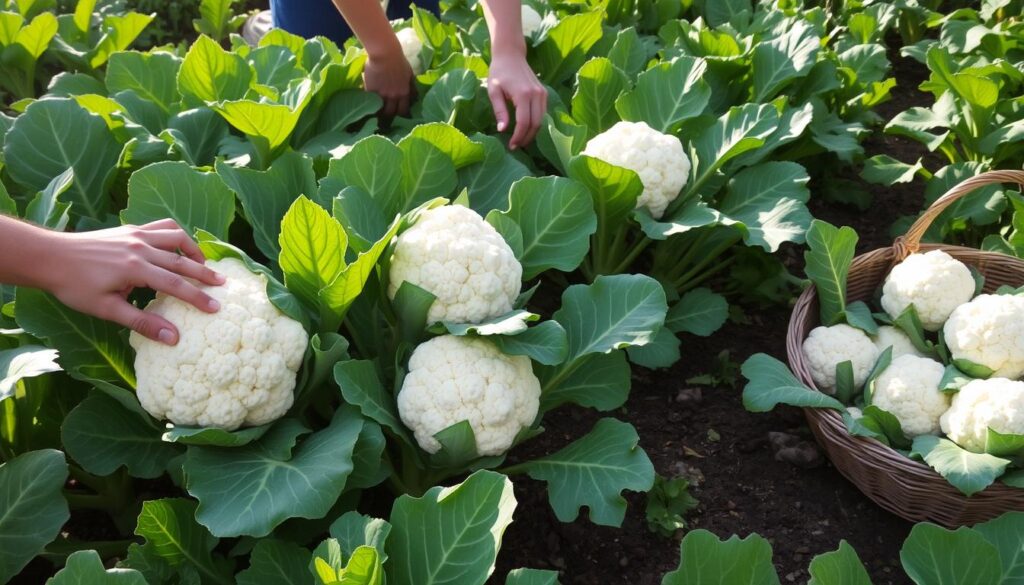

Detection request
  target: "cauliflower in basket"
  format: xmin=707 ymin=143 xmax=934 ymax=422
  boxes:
xmin=389 ymin=205 xmax=522 ymax=325
xmin=130 ymin=258 xmax=309 ymax=431
xmin=943 ymin=294 xmax=1024 ymax=379
xmin=941 ymin=378 xmax=1024 ymax=453
xmin=802 ymin=324 xmax=879 ymax=394
xmin=397 ymin=335 xmax=540 ymax=456
xmin=581 ymin=121 xmax=690 ymax=220
xmin=871 ymin=355 xmax=949 ymax=437
xmin=872 ymin=326 xmax=926 ymax=359
xmin=880 ymin=250 xmax=975 ymax=331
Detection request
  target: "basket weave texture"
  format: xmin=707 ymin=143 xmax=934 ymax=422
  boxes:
xmin=786 ymin=170 xmax=1024 ymax=527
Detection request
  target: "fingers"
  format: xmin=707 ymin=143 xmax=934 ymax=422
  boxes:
xmin=525 ymin=88 xmax=546 ymax=145
xmin=138 ymin=218 xmax=181 ymax=231
xmin=397 ymin=93 xmax=411 ymax=117
xmin=139 ymin=229 xmax=206 ymax=264
xmin=507 ymin=84 xmax=547 ymax=150
xmin=150 ymin=249 xmax=226 ymax=287
xmin=143 ymin=265 xmax=221 ymax=315
xmin=100 ymin=298 xmax=179 ymax=345
xmin=488 ymin=82 xmax=510 ymax=133
xmin=381 ymin=95 xmax=398 ymax=119
xmin=509 ymin=94 xmax=530 ymax=150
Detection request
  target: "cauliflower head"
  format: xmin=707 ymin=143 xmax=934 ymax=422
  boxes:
xmin=130 ymin=258 xmax=309 ymax=430
xmin=872 ymin=325 xmax=926 ymax=359
xmin=397 ymin=335 xmax=540 ymax=456
xmin=388 ymin=205 xmax=522 ymax=325
xmin=521 ymin=4 xmax=544 ymax=37
xmin=871 ymin=355 xmax=949 ymax=437
xmin=940 ymin=378 xmax=1024 ymax=453
xmin=880 ymin=250 xmax=975 ymax=331
xmin=943 ymin=294 xmax=1024 ymax=379
xmin=395 ymin=27 xmax=423 ymax=74
xmin=802 ymin=324 xmax=879 ymax=394
xmin=581 ymin=121 xmax=690 ymax=219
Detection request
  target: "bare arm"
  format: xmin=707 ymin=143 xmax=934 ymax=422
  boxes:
xmin=332 ymin=0 xmax=415 ymax=117
xmin=481 ymin=0 xmax=546 ymax=149
xmin=0 ymin=215 xmax=223 ymax=345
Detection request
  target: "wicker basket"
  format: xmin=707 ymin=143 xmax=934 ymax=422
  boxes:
xmin=787 ymin=170 xmax=1024 ymax=527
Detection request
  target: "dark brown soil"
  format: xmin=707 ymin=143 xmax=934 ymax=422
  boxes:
xmin=492 ymin=47 xmax=936 ymax=585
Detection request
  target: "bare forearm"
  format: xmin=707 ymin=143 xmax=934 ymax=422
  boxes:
xmin=331 ymin=0 xmax=402 ymax=59
xmin=481 ymin=0 xmax=526 ymax=57
xmin=0 ymin=215 xmax=61 ymax=290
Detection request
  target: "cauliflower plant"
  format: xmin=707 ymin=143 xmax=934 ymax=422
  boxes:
xmin=871 ymin=355 xmax=949 ymax=437
xmin=880 ymin=250 xmax=975 ymax=331
xmin=941 ymin=378 xmax=1024 ymax=453
xmin=802 ymin=324 xmax=879 ymax=394
xmin=130 ymin=258 xmax=309 ymax=431
xmin=388 ymin=205 xmax=522 ymax=325
xmin=521 ymin=4 xmax=544 ymax=37
xmin=396 ymin=27 xmax=423 ymax=74
xmin=581 ymin=121 xmax=690 ymax=219
xmin=872 ymin=326 xmax=926 ymax=359
xmin=397 ymin=335 xmax=540 ymax=456
xmin=944 ymin=294 xmax=1024 ymax=379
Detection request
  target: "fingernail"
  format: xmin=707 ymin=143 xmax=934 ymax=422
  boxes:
xmin=208 ymin=299 xmax=221 ymax=311
xmin=214 ymin=272 xmax=226 ymax=284
xmin=158 ymin=329 xmax=176 ymax=344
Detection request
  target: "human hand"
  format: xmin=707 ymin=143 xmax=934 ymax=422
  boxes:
xmin=486 ymin=51 xmax=547 ymax=150
xmin=364 ymin=45 xmax=416 ymax=119
xmin=44 ymin=219 xmax=224 ymax=345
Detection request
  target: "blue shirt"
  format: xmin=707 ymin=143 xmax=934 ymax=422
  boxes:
xmin=270 ymin=1 xmax=440 ymax=45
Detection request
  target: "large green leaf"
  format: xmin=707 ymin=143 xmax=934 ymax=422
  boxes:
xmin=3 ymin=98 xmax=120 ymax=219
xmin=458 ymin=134 xmax=531 ymax=216
xmin=974 ymin=512 xmax=1024 ymax=584
xmin=330 ymin=512 xmax=392 ymax=563
xmin=491 ymin=177 xmax=597 ymax=279
xmin=88 ymin=12 xmax=154 ymax=69
xmin=804 ymin=220 xmax=858 ymax=326
xmin=506 ymin=569 xmax=561 ymax=585
xmin=16 ymin=287 xmax=135 ymax=387
xmin=396 ymin=136 xmax=459 ymax=210
xmin=318 ymin=217 xmax=401 ymax=329
xmin=335 ymin=359 xmax=413 ymax=446
xmin=214 ymin=85 xmax=313 ymax=155
xmin=537 ymin=351 xmax=631 ymax=412
xmin=571 ymin=57 xmax=627 ymax=136
xmin=61 ymin=390 xmax=179 ymax=478
xmin=566 ymin=154 xmax=642 ymax=227
xmin=420 ymin=69 xmax=478 ymax=124
xmin=279 ymin=195 xmax=348 ymax=310
xmin=512 ymin=418 xmax=654 ymax=527
xmin=493 ymin=320 xmax=569 ymax=367
xmin=0 ymin=345 xmax=60 ymax=400
xmin=386 ymin=470 xmax=516 ymax=585
xmin=910 ymin=435 xmax=1010 ymax=496
xmin=105 ymin=51 xmax=182 ymax=114
xmin=752 ymin=19 xmax=819 ymax=101
xmin=662 ymin=530 xmax=778 ymax=585
xmin=184 ymin=407 xmax=363 ymax=537
xmin=324 ymin=135 xmax=403 ymax=218
xmin=615 ymin=56 xmax=710 ymax=133
xmin=122 ymin=161 xmax=235 ymax=240
xmin=900 ymin=523 xmax=1003 ymax=585
xmin=236 ymin=539 xmax=311 ymax=585
xmin=719 ymin=161 xmax=812 ymax=252
xmin=0 ymin=450 xmax=69 ymax=584
xmin=741 ymin=353 xmax=845 ymax=412
xmin=665 ymin=288 xmax=729 ymax=337
xmin=807 ymin=541 xmax=872 ymax=585
xmin=24 ymin=167 xmax=74 ymax=230
xmin=530 ymin=10 xmax=603 ymax=85
xmin=177 ymin=34 xmax=252 ymax=103
xmin=47 ymin=550 xmax=147 ymax=585
xmin=132 ymin=498 xmax=233 ymax=585
xmin=690 ymin=103 xmax=779 ymax=190
xmin=162 ymin=107 xmax=230 ymax=167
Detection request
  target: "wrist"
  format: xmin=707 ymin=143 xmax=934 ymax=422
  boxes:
xmin=364 ymin=35 xmax=404 ymax=62
xmin=491 ymin=35 xmax=527 ymax=60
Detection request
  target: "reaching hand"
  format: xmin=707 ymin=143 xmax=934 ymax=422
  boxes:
xmin=44 ymin=219 xmax=224 ymax=345
xmin=364 ymin=47 xmax=416 ymax=119
xmin=486 ymin=49 xmax=547 ymax=150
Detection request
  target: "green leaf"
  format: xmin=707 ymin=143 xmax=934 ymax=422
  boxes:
xmin=163 ymin=108 xmax=230 ymax=167
xmin=237 ymin=539 xmax=311 ymax=585
xmin=506 ymin=568 xmax=561 ymax=585
xmin=279 ymin=195 xmax=348 ymax=310
xmin=494 ymin=177 xmax=597 ymax=279
xmin=953 ymin=358 xmax=995 ymax=379
xmin=386 ymin=470 xmax=516 ymax=585
xmin=0 ymin=450 xmax=70 ymax=584
xmin=133 ymin=498 xmax=233 ymax=585
xmin=492 ymin=321 xmax=569 ymax=367
xmin=973 ymin=511 xmax=1024 ymax=584
xmin=719 ymin=161 xmax=812 ymax=253
xmin=326 ymin=136 xmax=403 ymax=218
xmin=335 ymin=359 xmax=413 ymax=446
xmin=106 ymin=51 xmax=182 ymax=114
xmin=844 ymin=301 xmax=878 ymax=335
xmin=61 ymin=390 xmax=180 ymax=478
xmin=986 ymin=428 xmax=1024 ymax=458
xmin=404 ymin=123 xmax=484 ymax=170
xmin=15 ymin=287 xmax=135 ymax=387
xmin=46 ymin=550 xmax=147 ymax=585
xmin=458 ymin=134 xmax=531 ymax=216
xmin=807 ymin=541 xmax=871 ymax=585
xmin=431 ymin=310 xmax=537 ymax=337
xmin=645 ymin=475 xmax=698 ymax=538
xmin=861 ymin=155 xmax=924 ymax=185
xmin=329 ymin=512 xmax=391 ymax=562
xmin=537 ymin=350 xmax=631 ymax=412
xmin=162 ymin=424 xmax=270 ymax=447
xmin=514 ymin=418 xmax=653 ymax=527
xmin=691 ymin=103 xmax=780 ymax=183
xmin=217 ymin=150 xmax=317 ymax=261
xmin=862 ymin=406 xmax=911 ymax=450
xmin=0 ymin=345 xmax=60 ymax=400
xmin=396 ymin=136 xmax=458 ymax=210
xmin=177 ymin=34 xmax=252 ymax=103
xmin=752 ymin=19 xmax=819 ymax=101
xmin=741 ymin=353 xmax=845 ymax=412
xmin=900 ymin=523 xmax=1003 ymax=585
xmin=911 ymin=435 xmax=1010 ymax=496
xmin=626 ymin=327 xmax=680 ymax=369
xmin=3 ymin=98 xmax=120 ymax=219
xmin=88 ymin=12 xmax=154 ymax=69
xmin=123 ymin=161 xmax=236 ymax=240
xmin=893 ymin=305 xmax=934 ymax=356
xmin=319 ymin=217 xmax=401 ymax=329
xmin=571 ymin=57 xmax=627 ymax=136
xmin=184 ymin=407 xmax=364 ymax=537
xmin=214 ymin=89 xmax=312 ymax=156
xmin=194 ymin=0 xmax=241 ymax=42
xmin=834 ymin=360 xmax=856 ymax=405
xmin=615 ymin=56 xmax=710 ymax=133
xmin=662 ymin=529 xmax=778 ymax=585
xmin=665 ymin=288 xmax=729 ymax=337
xmin=566 ymin=155 xmax=642 ymax=227
xmin=938 ymin=365 xmax=972 ymax=393
xmin=25 ymin=167 xmax=74 ymax=230
xmin=420 ymin=69 xmax=478 ymax=124
xmin=803 ymin=220 xmax=858 ymax=326
xmin=530 ymin=11 xmax=603 ymax=85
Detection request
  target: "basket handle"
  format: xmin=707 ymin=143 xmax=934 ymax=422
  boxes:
xmin=894 ymin=169 xmax=1024 ymax=260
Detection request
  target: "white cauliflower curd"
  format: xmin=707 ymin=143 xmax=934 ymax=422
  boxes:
xmin=521 ymin=4 xmax=544 ymax=37
xmin=396 ymin=27 xmax=423 ymax=73
xmin=943 ymin=294 xmax=1024 ymax=379
xmin=880 ymin=250 xmax=975 ymax=330
xmin=941 ymin=378 xmax=1024 ymax=453
xmin=130 ymin=258 xmax=309 ymax=430
xmin=802 ymin=324 xmax=879 ymax=394
xmin=872 ymin=325 xmax=926 ymax=359
xmin=581 ymin=121 xmax=690 ymax=219
xmin=397 ymin=335 xmax=540 ymax=456
xmin=871 ymin=355 xmax=949 ymax=437
xmin=388 ymin=205 xmax=522 ymax=325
